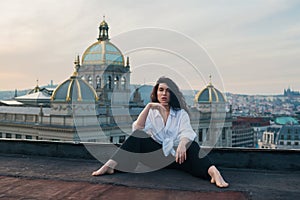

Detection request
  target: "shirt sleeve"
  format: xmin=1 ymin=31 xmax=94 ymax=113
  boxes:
xmin=132 ymin=109 xmax=154 ymax=135
xmin=178 ymin=110 xmax=197 ymax=141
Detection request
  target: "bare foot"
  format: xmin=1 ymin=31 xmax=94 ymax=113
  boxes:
xmin=208 ymin=165 xmax=229 ymax=188
xmin=92 ymin=159 xmax=117 ymax=176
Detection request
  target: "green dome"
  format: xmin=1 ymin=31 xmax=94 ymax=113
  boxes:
xmin=81 ymin=40 xmax=124 ymax=66
xmin=195 ymin=83 xmax=226 ymax=103
xmin=51 ymin=72 xmax=98 ymax=103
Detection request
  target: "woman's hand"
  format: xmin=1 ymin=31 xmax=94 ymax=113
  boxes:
xmin=176 ymin=138 xmax=189 ymax=164
xmin=134 ymin=103 xmax=166 ymax=130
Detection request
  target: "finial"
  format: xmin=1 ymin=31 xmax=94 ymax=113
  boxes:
xmin=98 ymin=15 xmax=109 ymax=41
xmin=75 ymin=55 xmax=80 ymax=66
xmin=36 ymin=79 xmax=39 ymax=86
xmin=209 ymin=75 xmax=212 ymax=85
xmin=126 ymin=56 xmax=130 ymax=66
xmin=73 ymin=55 xmax=80 ymax=76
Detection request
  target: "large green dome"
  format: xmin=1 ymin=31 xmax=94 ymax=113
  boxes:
xmin=81 ymin=40 xmax=124 ymax=66
xmin=81 ymin=18 xmax=124 ymax=66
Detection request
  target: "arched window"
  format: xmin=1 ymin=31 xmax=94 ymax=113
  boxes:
xmin=121 ymin=77 xmax=126 ymax=90
xmin=96 ymin=76 xmax=101 ymax=89
xmin=88 ymin=76 xmax=93 ymax=85
xmin=107 ymin=76 xmax=112 ymax=89
xmin=114 ymin=76 xmax=119 ymax=89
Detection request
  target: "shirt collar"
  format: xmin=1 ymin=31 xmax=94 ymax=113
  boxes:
xmin=170 ymin=107 xmax=176 ymax=117
xmin=153 ymin=107 xmax=177 ymax=118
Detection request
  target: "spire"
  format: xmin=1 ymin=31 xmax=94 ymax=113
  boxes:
xmin=98 ymin=15 xmax=109 ymax=41
xmin=73 ymin=55 xmax=80 ymax=76
xmin=126 ymin=56 xmax=130 ymax=68
xmin=34 ymin=79 xmax=40 ymax=93
xmin=208 ymin=75 xmax=212 ymax=86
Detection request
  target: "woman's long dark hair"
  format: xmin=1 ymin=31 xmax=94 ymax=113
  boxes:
xmin=150 ymin=77 xmax=189 ymax=113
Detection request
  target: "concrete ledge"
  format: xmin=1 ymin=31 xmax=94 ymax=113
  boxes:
xmin=209 ymin=148 xmax=300 ymax=171
xmin=0 ymin=139 xmax=299 ymax=171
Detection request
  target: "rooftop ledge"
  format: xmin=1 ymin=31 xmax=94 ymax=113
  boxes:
xmin=0 ymin=139 xmax=299 ymax=200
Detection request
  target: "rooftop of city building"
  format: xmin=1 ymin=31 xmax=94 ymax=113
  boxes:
xmin=0 ymin=139 xmax=299 ymax=200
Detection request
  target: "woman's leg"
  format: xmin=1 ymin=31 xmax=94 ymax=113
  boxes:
xmin=168 ymin=141 xmax=211 ymax=179
xmin=92 ymin=159 xmax=117 ymax=176
xmin=168 ymin=141 xmax=229 ymax=188
xmin=208 ymin=165 xmax=229 ymax=188
xmin=92 ymin=130 xmax=162 ymax=175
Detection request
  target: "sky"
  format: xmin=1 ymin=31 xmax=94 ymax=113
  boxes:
xmin=0 ymin=0 xmax=299 ymax=95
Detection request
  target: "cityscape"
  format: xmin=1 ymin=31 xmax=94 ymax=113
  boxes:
xmin=0 ymin=18 xmax=299 ymax=151
xmin=0 ymin=1 xmax=299 ymax=199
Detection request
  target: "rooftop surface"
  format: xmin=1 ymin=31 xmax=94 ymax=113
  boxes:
xmin=0 ymin=140 xmax=299 ymax=200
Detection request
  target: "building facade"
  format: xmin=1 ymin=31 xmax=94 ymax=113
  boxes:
xmin=190 ymin=82 xmax=232 ymax=147
xmin=258 ymin=123 xmax=300 ymax=149
xmin=0 ymin=18 xmax=141 ymax=144
xmin=232 ymin=120 xmax=255 ymax=148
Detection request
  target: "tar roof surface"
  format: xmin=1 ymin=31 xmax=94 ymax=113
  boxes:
xmin=0 ymin=153 xmax=299 ymax=200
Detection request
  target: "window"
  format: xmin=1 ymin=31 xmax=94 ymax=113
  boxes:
xmin=16 ymin=134 xmax=22 ymax=139
xmin=198 ymin=129 xmax=203 ymax=142
xmin=0 ymin=132 xmax=2 ymax=138
xmin=107 ymin=76 xmax=112 ymax=89
xmin=121 ymin=77 xmax=126 ymax=89
xmin=25 ymin=135 xmax=32 ymax=140
xmin=222 ymin=129 xmax=226 ymax=140
xmin=88 ymin=76 xmax=93 ymax=85
xmin=119 ymin=135 xmax=126 ymax=144
xmin=6 ymin=133 xmax=12 ymax=138
xmin=114 ymin=76 xmax=119 ymax=89
xmin=287 ymin=141 xmax=291 ymax=145
xmin=96 ymin=76 xmax=101 ymax=89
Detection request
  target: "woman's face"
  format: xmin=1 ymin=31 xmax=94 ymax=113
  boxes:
xmin=157 ymin=83 xmax=170 ymax=106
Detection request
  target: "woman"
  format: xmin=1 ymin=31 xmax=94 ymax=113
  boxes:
xmin=92 ymin=77 xmax=229 ymax=188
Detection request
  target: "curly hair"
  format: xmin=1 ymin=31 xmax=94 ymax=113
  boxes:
xmin=150 ymin=77 xmax=189 ymax=113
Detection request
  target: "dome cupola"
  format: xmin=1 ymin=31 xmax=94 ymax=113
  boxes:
xmin=195 ymin=83 xmax=226 ymax=104
xmin=81 ymin=17 xmax=124 ymax=66
xmin=194 ymin=77 xmax=226 ymax=104
xmin=98 ymin=16 xmax=109 ymax=41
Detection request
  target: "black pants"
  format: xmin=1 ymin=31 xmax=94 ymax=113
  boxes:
xmin=112 ymin=130 xmax=212 ymax=180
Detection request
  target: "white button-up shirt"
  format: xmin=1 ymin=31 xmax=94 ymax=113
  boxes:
xmin=132 ymin=108 xmax=196 ymax=157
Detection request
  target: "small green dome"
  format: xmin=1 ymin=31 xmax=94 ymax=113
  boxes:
xmin=195 ymin=83 xmax=226 ymax=103
xmin=51 ymin=72 xmax=98 ymax=103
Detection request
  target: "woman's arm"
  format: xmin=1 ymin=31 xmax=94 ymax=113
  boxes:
xmin=134 ymin=103 xmax=166 ymax=130
xmin=176 ymin=110 xmax=197 ymax=164
xmin=176 ymin=137 xmax=190 ymax=164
